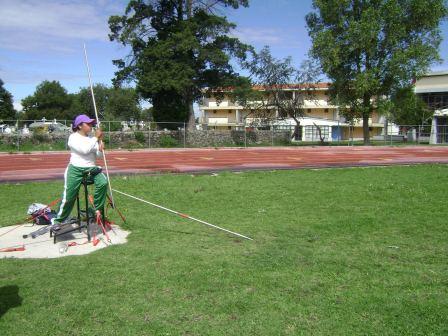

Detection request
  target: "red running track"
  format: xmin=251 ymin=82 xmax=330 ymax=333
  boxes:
xmin=1 ymin=146 xmax=448 ymax=182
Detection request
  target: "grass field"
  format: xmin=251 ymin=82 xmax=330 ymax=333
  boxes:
xmin=1 ymin=165 xmax=447 ymax=335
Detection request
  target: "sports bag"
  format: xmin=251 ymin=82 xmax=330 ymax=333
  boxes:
xmin=27 ymin=203 xmax=57 ymax=225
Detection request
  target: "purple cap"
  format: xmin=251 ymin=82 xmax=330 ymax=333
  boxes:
xmin=72 ymin=114 xmax=96 ymax=130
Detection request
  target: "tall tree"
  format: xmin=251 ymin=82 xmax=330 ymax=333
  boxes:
xmin=0 ymin=79 xmax=16 ymax=120
xmin=69 ymin=84 xmax=110 ymax=120
xmin=107 ymin=87 xmax=142 ymax=121
xmin=306 ymin=0 xmax=447 ymax=144
xmin=22 ymin=80 xmax=72 ymax=120
xmin=389 ymin=86 xmax=433 ymax=126
xmin=70 ymin=84 xmax=142 ymax=121
xmin=236 ymin=46 xmax=321 ymax=131
xmin=108 ymin=0 xmax=252 ymax=129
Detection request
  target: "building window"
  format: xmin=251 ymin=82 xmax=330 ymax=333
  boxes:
xmin=228 ymin=110 xmax=232 ymax=114
xmin=228 ymin=126 xmax=231 ymax=130
xmin=418 ymin=92 xmax=448 ymax=110
xmin=324 ymin=108 xmax=329 ymax=113
xmin=213 ymin=110 xmax=217 ymax=114
xmin=307 ymin=109 xmax=312 ymax=113
xmin=305 ymin=125 xmax=330 ymax=141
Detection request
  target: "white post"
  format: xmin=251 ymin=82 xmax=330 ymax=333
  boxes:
xmin=430 ymin=117 xmax=437 ymax=144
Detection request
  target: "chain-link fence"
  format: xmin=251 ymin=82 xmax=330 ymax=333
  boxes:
xmin=371 ymin=124 xmax=434 ymax=145
xmin=0 ymin=119 xmax=446 ymax=152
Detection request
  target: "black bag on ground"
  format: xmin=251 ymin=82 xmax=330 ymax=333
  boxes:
xmin=27 ymin=203 xmax=57 ymax=225
xmin=33 ymin=211 xmax=57 ymax=225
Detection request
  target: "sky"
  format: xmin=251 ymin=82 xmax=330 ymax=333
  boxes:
xmin=0 ymin=0 xmax=447 ymax=112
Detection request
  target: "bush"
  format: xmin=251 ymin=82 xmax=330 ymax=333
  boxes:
xmin=31 ymin=132 xmax=49 ymax=144
xmin=159 ymin=134 xmax=179 ymax=148
xmin=134 ymin=131 xmax=146 ymax=144
xmin=275 ymin=137 xmax=292 ymax=146
xmin=122 ymin=140 xmax=144 ymax=149
xmin=246 ymin=130 xmax=257 ymax=143
xmin=107 ymin=122 xmax=122 ymax=131
xmin=231 ymin=130 xmax=245 ymax=145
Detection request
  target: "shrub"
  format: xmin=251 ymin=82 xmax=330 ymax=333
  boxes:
xmin=159 ymin=134 xmax=179 ymax=148
xmin=231 ymin=130 xmax=244 ymax=145
xmin=122 ymin=140 xmax=143 ymax=149
xmin=134 ymin=131 xmax=146 ymax=144
xmin=31 ymin=132 xmax=49 ymax=144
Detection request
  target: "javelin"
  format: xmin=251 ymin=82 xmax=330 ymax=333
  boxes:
xmin=83 ymin=43 xmax=115 ymax=208
xmin=113 ymin=189 xmax=253 ymax=241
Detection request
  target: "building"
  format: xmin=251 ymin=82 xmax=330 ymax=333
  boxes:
xmin=414 ymin=71 xmax=448 ymax=144
xmin=199 ymin=83 xmax=385 ymax=142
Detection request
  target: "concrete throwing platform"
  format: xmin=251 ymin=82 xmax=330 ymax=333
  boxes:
xmin=0 ymin=223 xmax=130 ymax=259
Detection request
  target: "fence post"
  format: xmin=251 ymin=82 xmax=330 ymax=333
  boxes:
xmin=148 ymin=123 xmax=151 ymax=148
xmin=271 ymin=126 xmax=274 ymax=146
xmin=108 ymin=121 xmax=111 ymax=148
xmin=417 ymin=125 xmax=421 ymax=145
xmin=390 ymin=124 xmax=393 ymax=146
xmin=348 ymin=125 xmax=351 ymax=146
xmin=244 ymin=126 xmax=247 ymax=148
xmin=184 ymin=122 xmax=186 ymax=148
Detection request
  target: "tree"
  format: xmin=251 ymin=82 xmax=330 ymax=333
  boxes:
xmin=108 ymin=0 xmax=252 ymax=129
xmin=22 ymin=80 xmax=72 ymax=120
xmin=236 ymin=46 xmax=321 ymax=135
xmin=0 ymin=79 xmax=16 ymax=120
xmin=69 ymin=84 xmax=109 ymax=120
xmin=107 ymin=87 xmax=142 ymax=121
xmin=69 ymin=85 xmax=142 ymax=121
xmin=306 ymin=0 xmax=447 ymax=144
xmin=389 ymin=86 xmax=432 ymax=126
xmin=152 ymin=89 xmax=189 ymax=128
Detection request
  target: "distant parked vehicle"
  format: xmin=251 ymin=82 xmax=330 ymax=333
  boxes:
xmin=0 ymin=124 xmax=13 ymax=134
xmin=28 ymin=121 xmax=70 ymax=133
xmin=22 ymin=125 xmax=30 ymax=135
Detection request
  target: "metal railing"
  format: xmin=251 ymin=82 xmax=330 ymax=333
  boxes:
xmin=0 ymin=119 xmax=446 ymax=152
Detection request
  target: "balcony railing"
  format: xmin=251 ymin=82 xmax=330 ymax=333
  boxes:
xmin=207 ymin=118 xmax=229 ymax=124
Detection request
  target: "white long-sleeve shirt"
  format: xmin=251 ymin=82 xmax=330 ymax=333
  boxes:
xmin=68 ymin=132 xmax=103 ymax=167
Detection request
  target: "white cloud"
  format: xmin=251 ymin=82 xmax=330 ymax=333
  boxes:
xmin=232 ymin=27 xmax=284 ymax=45
xmin=0 ymin=65 xmax=86 ymax=85
xmin=231 ymin=26 xmax=305 ymax=53
xmin=13 ymin=101 xmax=23 ymax=112
xmin=0 ymin=0 xmax=121 ymax=52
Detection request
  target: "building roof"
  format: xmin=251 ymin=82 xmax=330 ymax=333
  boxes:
xmin=422 ymin=70 xmax=448 ymax=77
xmin=251 ymin=83 xmax=331 ymax=90
xmin=414 ymin=70 xmax=448 ymax=93
xmin=206 ymin=82 xmax=331 ymax=93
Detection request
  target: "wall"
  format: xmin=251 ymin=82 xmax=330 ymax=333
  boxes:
xmin=0 ymin=130 xmax=292 ymax=148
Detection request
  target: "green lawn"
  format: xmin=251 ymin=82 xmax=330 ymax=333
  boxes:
xmin=1 ymin=165 xmax=447 ymax=335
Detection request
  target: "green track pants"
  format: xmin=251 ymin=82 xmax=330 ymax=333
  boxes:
xmin=53 ymin=164 xmax=108 ymax=224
